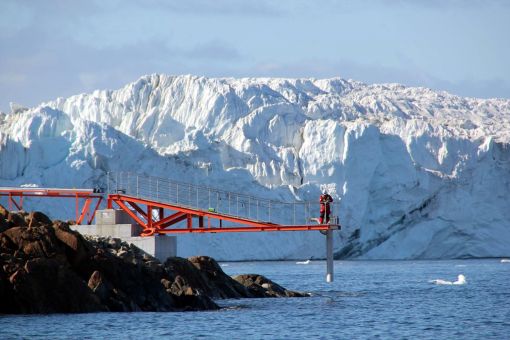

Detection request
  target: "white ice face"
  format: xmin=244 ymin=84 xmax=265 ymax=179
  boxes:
xmin=1 ymin=74 xmax=510 ymax=260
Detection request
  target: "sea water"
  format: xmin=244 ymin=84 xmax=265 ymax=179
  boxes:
xmin=1 ymin=259 xmax=509 ymax=339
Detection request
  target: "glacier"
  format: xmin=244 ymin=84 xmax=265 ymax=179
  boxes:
xmin=1 ymin=74 xmax=510 ymax=260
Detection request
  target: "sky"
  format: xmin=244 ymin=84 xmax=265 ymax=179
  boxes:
xmin=1 ymin=0 xmax=509 ymax=112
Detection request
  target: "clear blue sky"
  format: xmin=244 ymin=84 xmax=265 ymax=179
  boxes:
xmin=1 ymin=0 xmax=509 ymax=112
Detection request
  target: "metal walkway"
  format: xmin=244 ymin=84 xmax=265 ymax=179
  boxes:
xmin=106 ymin=172 xmax=340 ymax=236
xmin=0 ymin=187 xmax=103 ymax=225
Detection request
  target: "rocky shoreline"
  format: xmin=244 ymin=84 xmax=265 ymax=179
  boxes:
xmin=0 ymin=205 xmax=308 ymax=314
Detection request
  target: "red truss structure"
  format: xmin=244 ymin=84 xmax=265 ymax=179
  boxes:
xmin=107 ymin=193 xmax=339 ymax=236
xmin=0 ymin=188 xmax=103 ymax=225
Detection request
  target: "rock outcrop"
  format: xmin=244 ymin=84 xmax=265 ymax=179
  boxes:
xmin=0 ymin=205 xmax=308 ymax=314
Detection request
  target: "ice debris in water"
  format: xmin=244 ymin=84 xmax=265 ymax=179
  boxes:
xmin=501 ymin=259 xmax=510 ymax=263
xmin=430 ymin=274 xmax=466 ymax=285
xmin=296 ymin=260 xmax=311 ymax=265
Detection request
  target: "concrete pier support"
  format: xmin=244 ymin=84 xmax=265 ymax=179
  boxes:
xmin=71 ymin=209 xmax=177 ymax=262
xmin=326 ymin=229 xmax=334 ymax=283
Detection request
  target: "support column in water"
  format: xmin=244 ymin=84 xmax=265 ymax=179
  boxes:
xmin=326 ymin=228 xmax=334 ymax=282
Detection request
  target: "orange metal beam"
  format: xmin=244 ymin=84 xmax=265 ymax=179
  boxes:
xmin=88 ymin=197 xmax=104 ymax=225
xmin=154 ymin=211 xmax=188 ymax=229
xmin=77 ymin=198 xmax=93 ymax=225
xmin=113 ymin=199 xmax=147 ymax=228
xmin=156 ymin=225 xmax=338 ymax=233
xmin=126 ymin=201 xmax=147 ymax=220
xmin=0 ymin=188 xmax=103 ymax=225
xmin=107 ymin=194 xmax=339 ymax=236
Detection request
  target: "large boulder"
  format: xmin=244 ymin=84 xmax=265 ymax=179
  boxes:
xmin=1 ymin=226 xmax=63 ymax=259
xmin=233 ymin=274 xmax=310 ymax=297
xmin=188 ymin=256 xmax=254 ymax=298
xmin=52 ymin=221 xmax=92 ymax=266
xmin=83 ymin=248 xmax=177 ymax=312
xmin=6 ymin=211 xmax=27 ymax=229
xmin=26 ymin=211 xmax=53 ymax=228
xmin=6 ymin=257 xmax=105 ymax=313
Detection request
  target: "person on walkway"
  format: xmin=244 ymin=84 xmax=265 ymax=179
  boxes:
xmin=319 ymin=190 xmax=333 ymax=224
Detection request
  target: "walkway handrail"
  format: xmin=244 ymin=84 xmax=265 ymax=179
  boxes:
xmin=106 ymin=171 xmax=338 ymax=226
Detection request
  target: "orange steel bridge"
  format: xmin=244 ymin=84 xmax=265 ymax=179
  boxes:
xmin=106 ymin=172 xmax=340 ymax=236
xmin=0 ymin=172 xmax=340 ymax=236
xmin=107 ymin=193 xmax=339 ymax=236
xmin=0 ymin=187 xmax=103 ymax=225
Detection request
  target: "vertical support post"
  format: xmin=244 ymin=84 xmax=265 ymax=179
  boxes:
xmin=107 ymin=171 xmax=110 ymax=194
xmin=326 ymin=229 xmax=334 ymax=283
xmin=75 ymin=194 xmax=79 ymax=223
xmin=147 ymin=205 xmax=153 ymax=230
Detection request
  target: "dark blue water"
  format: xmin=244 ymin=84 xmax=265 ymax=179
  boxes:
xmin=1 ymin=259 xmax=509 ymax=339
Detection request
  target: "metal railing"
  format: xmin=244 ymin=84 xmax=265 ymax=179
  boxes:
xmin=106 ymin=172 xmax=339 ymax=226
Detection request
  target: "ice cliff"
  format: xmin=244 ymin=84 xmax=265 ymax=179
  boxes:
xmin=1 ymin=74 xmax=509 ymax=260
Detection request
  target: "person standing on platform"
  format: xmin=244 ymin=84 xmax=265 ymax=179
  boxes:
xmin=319 ymin=190 xmax=333 ymax=224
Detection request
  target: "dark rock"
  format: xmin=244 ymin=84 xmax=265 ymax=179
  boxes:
xmin=233 ymin=274 xmax=310 ymax=297
xmin=8 ymin=258 xmax=105 ymax=313
xmin=83 ymin=247 xmax=176 ymax=312
xmin=187 ymin=256 xmax=254 ymax=298
xmin=164 ymin=257 xmax=214 ymax=297
xmin=0 ymin=204 xmax=8 ymax=218
xmin=171 ymin=293 xmax=219 ymax=311
xmin=164 ymin=256 xmax=249 ymax=300
xmin=6 ymin=212 xmax=27 ymax=229
xmin=1 ymin=226 xmax=63 ymax=258
xmin=52 ymin=221 xmax=92 ymax=266
xmin=0 ymin=215 xmax=9 ymax=233
xmin=26 ymin=211 xmax=53 ymax=228
xmin=0 ymin=208 xmax=307 ymax=314
xmin=87 ymin=270 xmax=137 ymax=312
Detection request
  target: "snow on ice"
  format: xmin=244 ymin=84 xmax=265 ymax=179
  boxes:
xmin=1 ymin=74 xmax=510 ymax=260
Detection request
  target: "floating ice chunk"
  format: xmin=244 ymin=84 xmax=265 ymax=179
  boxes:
xmin=296 ymin=259 xmax=311 ymax=265
xmin=501 ymin=259 xmax=510 ymax=263
xmin=430 ymin=274 xmax=466 ymax=285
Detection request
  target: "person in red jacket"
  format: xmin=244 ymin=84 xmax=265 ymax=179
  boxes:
xmin=319 ymin=190 xmax=333 ymax=224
